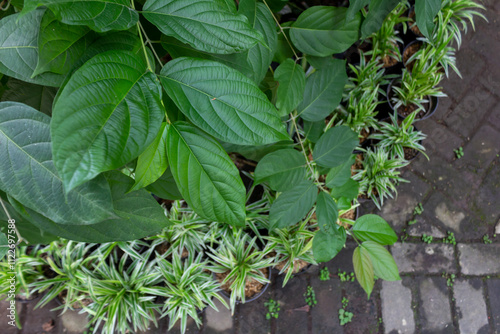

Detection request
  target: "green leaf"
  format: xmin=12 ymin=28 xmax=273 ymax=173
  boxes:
xmin=330 ymin=178 xmax=359 ymax=201
xmin=220 ymin=140 xmax=294 ymax=162
xmin=361 ymin=241 xmax=400 ymax=281
xmin=353 ymin=246 xmax=374 ymax=298
xmin=23 ymin=0 xmax=138 ymax=32
xmin=0 ymin=10 xmax=64 ymax=87
xmin=316 ymin=191 xmax=339 ymax=235
xmin=346 ymin=0 xmax=370 ymax=20
xmin=143 ymin=0 xmax=264 ymax=54
xmin=290 ymin=6 xmax=361 ymax=57
xmin=0 ymin=233 xmax=7 ymax=260
xmin=34 ymin=10 xmax=95 ymax=76
xmin=297 ymin=59 xmax=347 ymax=122
xmin=10 ymin=172 xmax=170 ymax=242
xmin=313 ymin=126 xmax=359 ymax=168
xmin=313 ymin=228 xmax=346 ymax=263
xmin=361 ymin=0 xmax=401 ymax=38
xmin=159 ymin=57 xmax=289 ymax=145
xmin=352 ymin=214 xmax=398 ymax=245
xmin=325 ymin=155 xmax=355 ymax=188
xmin=415 ymin=0 xmax=441 ymax=38
xmin=129 ymin=123 xmax=169 ymax=193
xmin=269 ymin=180 xmax=318 ymax=229
xmin=51 ymin=50 xmax=164 ymax=192
xmin=254 ymin=149 xmax=307 ymax=192
xmin=166 ymin=122 xmax=246 ymax=227
xmin=303 ymin=120 xmax=324 ymax=143
xmin=274 ymin=59 xmax=306 ymax=116
xmin=1 ymin=79 xmax=57 ymax=116
xmin=146 ymin=168 xmax=182 ymax=200
xmin=0 ymin=102 xmax=115 ymax=225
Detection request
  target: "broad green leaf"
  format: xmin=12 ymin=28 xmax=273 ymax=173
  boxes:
xmin=330 ymin=178 xmax=359 ymax=201
xmin=51 ymin=50 xmax=164 ymax=192
xmin=337 ymin=197 xmax=353 ymax=211
xmin=167 ymin=122 xmax=246 ymax=227
xmin=266 ymin=0 xmax=288 ymax=12
xmin=220 ymin=0 xmax=237 ymax=12
xmin=1 ymin=79 xmax=57 ymax=116
xmin=274 ymin=59 xmax=306 ymax=116
xmin=0 ymin=233 xmax=7 ymax=260
xmin=220 ymin=140 xmax=294 ymax=162
xmin=23 ymin=0 xmax=138 ymax=32
xmin=129 ymin=123 xmax=169 ymax=193
xmin=10 ymin=172 xmax=169 ymax=242
xmin=346 ymin=0 xmax=370 ymax=20
xmin=159 ymin=57 xmax=289 ymax=145
xmin=269 ymin=180 xmax=318 ymax=229
xmin=273 ymin=22 xmax=295 ymax=63
xmin=353 ymin=246 xmax=374 ymax=298
xmin=143 ymin=0 xmax=264 ymax=54
xmin=146 ymin=168 xmax=182 ymax=200
xmin=297 ymin=59 xmax=347 ymax=122
xmin=0 ymin=102 xmax=115 ymax=225
xmin=0 ymin=10 xmax=64 ymax=87
xmin=34 ymin=10 xmax=95 ymax=76
xmin=316 ymin=191 xmax=339 ymax=235
xmin=307 ymin=55 xmax=338 ymax=70
xmin=313 ymin=126 xmax=359 ymax=168
xmin=352 ymin=214 xmax=398 ymax=245
xmin=415 ymin=0 xmax=441 ymax=38
xmin=361 ymin=0 xmax=400 ymax=38
xmin=303 ymin=120 xmax=324 ymax=143
xmin=325 ymin=155 xmax=355 ymax=188
xmin=312 ymin=228 xmax=346 ymax=262
xmin=290 ymin=6 xmax=361 ymax=57
xmin=362 ymin=241 xmax=400 ymax=281
xmin=254 ymin=149 xmax=307 ymax=191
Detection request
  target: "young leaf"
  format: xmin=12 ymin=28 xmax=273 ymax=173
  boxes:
xmin=129 ymin=123 xmax=169 ymax=193
xmin=166 ymin=122 xmax=246 ymax=227
xmin=254 ymin=149 xmax=307 ymax=192
xmin=146 ymin=168 xmax=182 ymax=200
xmin=0 ymin=102 xmax=115 ymax=225
xmin=303 ymin=120 xmax=324 ymax=143
xmin=361 ymin=241 xmax=400 ymax=281
xmin=325 ymin=155 xmax=355 ymax=188
xmin=361 ymin=0 xmax=400 ymax=38
xmin=34 ymin=10 xmax=95 ymax=76
xmin=143 ymin=0 xmax=264 ymax=54
xmin=0 ymin=10 xmax=64 ymax=87
xmin=353 ymin=246 xmax=374 ymax=298
xmin=23 ymin=0 xmax=138 ymax=32
xmin=159 ymin=57 xmax=289 ymax=145
xmin=1 ymin=79 xmax=57 ymax=116
xmin=352 ymin=214 xmax=398 ymax=245
xmin=297 ymin=59 xmax=347 ymax=122
xmin=316 ymin=191 xmax=339 ymax=235
xmin=330 ymin=178 xmax=359 ymax=201
xmin=274 ymin=59 xmax=306 ymax=116
xmin=415 ymin=0 xmax=441 ymax=38
xmin=313 ymin=126 xmax=359 ymax=168
xmin=51 ymin=50 xmax=164 ymax=192
xmin=312 ymin=228 xmax=346 ymax=263
xmin=290 ymin=6 xmax=361 ymax=57
xmin=269 ymin=180 xmax=318 ymax=229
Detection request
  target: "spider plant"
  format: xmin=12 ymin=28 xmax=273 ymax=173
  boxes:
xmin=266 ymin=218 xmax=316 ymax=287
xmin=334 ymin=88 xmax=381 ymax=137
xmin=370 ymin=111 xmax=429 ymax=160
xmin=207 ymin=229 xmax=275 ymax=314
xmin=82 ymin=244 xmax=163 ymax=334
xmin=352 ymin=147 xmax=409 ymax=209
xmin=154 ymin=252 xmax=228 ymax=334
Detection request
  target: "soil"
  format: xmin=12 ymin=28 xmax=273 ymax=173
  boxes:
xmin=216 ymin=267 xmax=268 ymax=299
xmin=351 ymin=154 xmax=364 ymax=177
xmin=359 ymin=129 xmax=371 ymax=146
xmin=404 ymin=147 xmax=419 ymax=160
xmin=340 ymin=209 xmax=356 ymax=221
xmin=397 ymin=101 xmax=430 ymax=119
xmin=275 ymin=258 xmax=310 ymax=274
xmin=408 ymin=9 xmax=423 ymax=37
xmin=403 ymin=41 xmax=422 ymax=72
xmin=382 ymin=53 xmax=399 ymax=68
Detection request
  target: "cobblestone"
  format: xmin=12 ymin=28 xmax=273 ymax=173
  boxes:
xmin=391 ymin=243 xmax=457 ymax=274
xmin=453 ymin=279 xmax=489 ymax=334
xmin=417 ymin=277 xmax=454 ymax=333
xmin=381 ymin=279 xmax=415 ymax=334
xmin=458 ymin=243 xmax=500 ymax=275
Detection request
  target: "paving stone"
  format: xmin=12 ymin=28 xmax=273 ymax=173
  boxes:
xmin=472 ymin=162 xmax=500 ymax=225
xmin=60 ymin=309 xmax=89 ymax=333
xmin=458 ymin=243 xmax=500 ymax=275
xmin=203 ymin=297 xmax=233 ymax=334
xmin=391 ymin=243 xmax=457 ymax=274
xmin=167 ymin=315 xmax=201 ymax=334
xmin=0 ymin=300 xmax=20 ymax=334
xmin=417 ymin=277 xmax=454 ymax=334
xmin=429 ymin=94 xmax=453 ymax=121
xmin=453 ymin=279 xmax=489 ymax=334
xmin=407 ymin=220 xmax=446 ymax=238
xmin=487 ymin=279 xmax=500 ymax=332
xmin=274 ymin=274 xmax=308 ymax=334
xmin=417 ymin=118 xmax=465 ymax=162
xmin=458 ymin=125 xmax=500 ymax=171
xmin=18 ymin=299 xmax=63 ymax=334
xmin=326 ymin=242 xmax=356 ymax=274
xmin=381 ymin=279 xmax=415 ymax=334
xmin=342 ymin=280 xmax=380 ymax=334
xmin=310 ymin=277 xmax=343 ymax=334
xmin=236 ymin=283 xmax=271 ymax=334
xmin=487 ymin=103 xmax=500 ymax=131
xmin=496 ymin=219 xmax=500 ymax=234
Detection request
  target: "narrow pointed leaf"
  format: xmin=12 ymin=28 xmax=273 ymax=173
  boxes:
xmin=353 ymin=246 xmax=374 ymax=298
xmin=362 ymin=241 xmax=400 ymax=281
xmin=159 ymin=57 xmax=289 ymax=145
xmin=352 ymin=214 xmax=398 ymax=245
xmin=313 ymin=126 xmax=359 ymax=168
xmin=51 ymin=50 xmax=164 ymax=192
xmin=166 ymin=122 xmax=246 ymax=227
xmin=143 ymin=0 xmax=264 ymax=54
xmin=0 ymin=102 xmax=115 ymax=225
xmin=312 ymin=228 xmax=346 ymax=262
xmin=316 ymin=191 xmax=339 ymax=235
xmin=415 ymin=0 xmax=441 ymax=38
xmin=254 ymin=149 xmax=307 ymax=192
xmin=274 ymin=59 xmax=306 ymax=116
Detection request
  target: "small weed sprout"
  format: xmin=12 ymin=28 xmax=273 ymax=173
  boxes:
xmin=454 ymin=146 xmax=464 ymax=159
xmin=338 ymin=270 xmax=355 ymax=282
xmin=304 ymin=286 xmax=317 ymax=307
xmin=422 ymin=234 xmax=433 ymax=244
xmin=319 ymin=267 xmax=331 ymax=281
xmin=413 ymin=203 xmax=424 ymax=215
xmin=442 ymin=272 xmax=456 ymax=287
xmin=443 ymin=231 xmax=456 ymax=245
xmin=264 ymin=299 xmax=280 ymax=320
xmin=483 ymin=234 xmax=492 ymax=244
xmin=339 ymin=297 xmax=354 ymax=325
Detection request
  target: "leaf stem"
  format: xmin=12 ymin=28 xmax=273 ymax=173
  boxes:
xmin=0 ymin=197 xmax=24 ymax=245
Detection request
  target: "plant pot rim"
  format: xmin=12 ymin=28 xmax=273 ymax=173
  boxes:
xmin=217 ymin=267 xmax=272 ymax=305
xmin=15 ymin=290 xmax=41 ymax=303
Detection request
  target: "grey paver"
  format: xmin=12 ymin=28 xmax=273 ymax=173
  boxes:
xmin=418 ymin=118 xmax=464 ymax=161
xmin=342 ymin=281 xmax=380 ymax=334
xmin=391 ymin=243 xmax=457 ymax=274
xmin=418 ymin=277 xmax=454 ymax=334
xmin=407 ymin=220 xmax=446 ymax=238
xmin=60 ymin=310 xmax=90 ymax=333
xmin=236 ymin=284 xmax=272 ymax=334
xmin=487 ymin=279 xmax=500 ymax=332
xmin=472 ymin=162 xmax=500 ymax=225
xmin=310 ymin=277 xmax=343 ymax=334
xmin=458 ymin=243 xmax=500 ymax=275
xmin=203 ymin=297 xmax=233 ymax=334
xmin=453 ymin=279 xmax=489 ymax=334
xmin=460 ymin=125 xmax=500 ymax=171
xmin=381 ymin=279 xmax=415 ymax=334
xmin=0 ymin=300 xmax=20 ymax=334
xmin=274 ymin=274 xmax=308 ymax=334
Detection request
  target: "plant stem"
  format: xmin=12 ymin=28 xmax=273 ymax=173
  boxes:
xmin=0 ymin=197 xmax=24 ymax=245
